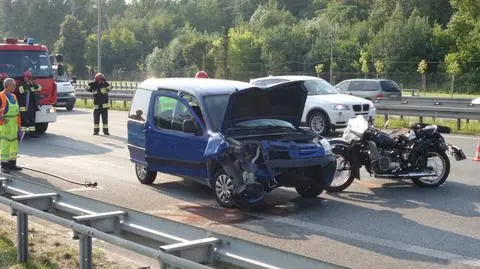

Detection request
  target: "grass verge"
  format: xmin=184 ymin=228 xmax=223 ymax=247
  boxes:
xmin=0 ymin=215 xmax=120 ymax=269
xmin=75 ymin=99 xmax=131 ymax=111
xmin=374 ymin=116 xmax=480 ymax=135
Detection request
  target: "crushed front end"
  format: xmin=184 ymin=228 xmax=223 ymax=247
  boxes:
xmin=206 ymin=133 xmax=336 ymax=205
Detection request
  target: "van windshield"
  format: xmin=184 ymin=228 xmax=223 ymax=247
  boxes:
xmin=0 ymin=50 xmax=53 ymax=78
xmin=203 ymin=94 xmax=229 ymax=131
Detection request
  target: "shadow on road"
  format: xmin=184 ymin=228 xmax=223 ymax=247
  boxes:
xmin=330 ymin=180 xmax=480 ymax=218
xmin=19 ymin=133 xmax=112 ymax=157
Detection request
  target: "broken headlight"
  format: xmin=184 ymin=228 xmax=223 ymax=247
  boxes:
xmin=319 ymin=138 xmax=333 ymax=155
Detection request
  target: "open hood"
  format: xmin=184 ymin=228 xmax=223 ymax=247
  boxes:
xmin=221 ymin=80 xmax=307 ymax=132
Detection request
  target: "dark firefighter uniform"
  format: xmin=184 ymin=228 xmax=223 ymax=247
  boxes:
xmin=15 ymin=74 xmax=41 ymax=132
xmin=86 ymin=74 xmax=111 ymax=135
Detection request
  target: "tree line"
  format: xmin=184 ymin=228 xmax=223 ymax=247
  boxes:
xmin=1 ymin=0 xmax=479 ymax=92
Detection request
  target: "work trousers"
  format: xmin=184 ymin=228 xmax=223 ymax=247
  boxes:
xmin=20 ymin=110 xmax=36 ymax=132
xmin=93 ymin=108 xmax=109 ymax=134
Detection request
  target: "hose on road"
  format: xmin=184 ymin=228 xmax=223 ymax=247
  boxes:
xmin=19 ymin=166 xmax=98 ymax=187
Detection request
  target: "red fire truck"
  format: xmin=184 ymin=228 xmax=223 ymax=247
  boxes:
xmin=0 ymin=37 xmax=57 ymax=136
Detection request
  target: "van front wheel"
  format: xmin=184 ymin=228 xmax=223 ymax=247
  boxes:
xmin=135 ymin=164 xmax=157 ymax=184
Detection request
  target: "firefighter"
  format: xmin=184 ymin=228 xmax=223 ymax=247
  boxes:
xmin=0 ymin=73 xmax=8 ymax=91
xmin=86 ymin=73 xmax=111 ymax=135
xmin=195 ymin=70 xmax=209 ymax=79
xmin=15 ymin=71 xmax=41 ymax=133
xmin=0 ymin=78 xmax=22 ymax=173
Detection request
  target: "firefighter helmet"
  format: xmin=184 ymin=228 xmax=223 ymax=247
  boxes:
xmin=23 ymin=71 xmax=32 ymax=80
xmin=195 ymin=70 xmax=209 ymax=79
xmin=95 ymin=73 xmax=105 ymax=82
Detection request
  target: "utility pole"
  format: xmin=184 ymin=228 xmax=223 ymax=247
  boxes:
xmin=97 ymin=0 xmax=102 ymax=73
xmin=329 ymin=36 xmax=333 ymax=84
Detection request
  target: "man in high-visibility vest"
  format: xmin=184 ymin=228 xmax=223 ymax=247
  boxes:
xmin=15 ymin=71 xmax=41 ymax=132
xmin=0 ymin=78 xmax=22 ymax=173
xmin=86 ymin=73 xmax=111 ymax=135
xmin=0 ymin=73 xmax=8 ymax=91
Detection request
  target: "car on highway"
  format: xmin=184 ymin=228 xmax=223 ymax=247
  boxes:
xmin=127 ymin=78 xmax=336 ymax=208
xmin=52 ymin=64 xmax=76 ymax=110
xmin=334 ymin=78 xmax=402 ymax=101
xmin=250 ymin=75 xmax=376 ymax=136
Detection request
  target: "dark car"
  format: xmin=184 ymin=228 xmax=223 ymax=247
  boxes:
xmin=335 ymin=79 xmax=402 ymax=101
xmin=127 ymin=78 xmax=336 ymax=208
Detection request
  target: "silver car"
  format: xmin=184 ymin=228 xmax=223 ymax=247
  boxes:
xmin=335 ymin=79 xmax=402 ymax=101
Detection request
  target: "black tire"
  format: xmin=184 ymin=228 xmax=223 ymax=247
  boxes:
xmin=295 ymin=184 xmax=324 ymax=198
xmin=66 ymin=104 xmax=74 ymax=111
xmin=213 ymin=170 xmax=236 ymax=208
xmin=27 ymin=123 xmax=48 ymax=138
xmin=327 ymin=143 xmax=355 ymax=192
xmin=412 ymin=150 xmax=450 ymax=188
xmin=135 ymin=163 xmax=157 ymax=184
xmin=308 ymin=111 xmax=330 ymax=136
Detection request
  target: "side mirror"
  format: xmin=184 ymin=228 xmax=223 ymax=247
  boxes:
xmin=182 ymin=118 xmax=201 ymax=135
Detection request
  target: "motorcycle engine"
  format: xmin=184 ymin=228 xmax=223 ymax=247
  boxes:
xmin=367 ymin=141 xmax=402 ymax=173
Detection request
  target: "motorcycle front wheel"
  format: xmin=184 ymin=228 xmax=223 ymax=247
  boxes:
xmin=326 ymin=143 xmax=355 ymax=192
xmin=411 ymin=150 xmax=450 ymax=187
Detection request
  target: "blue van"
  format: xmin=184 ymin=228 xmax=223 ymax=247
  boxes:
xmin=127 ymin=78 xmax=336 ymax=208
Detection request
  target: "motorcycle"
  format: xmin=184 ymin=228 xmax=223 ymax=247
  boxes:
xmin=327 ymin=116 xmax=466 ymax=192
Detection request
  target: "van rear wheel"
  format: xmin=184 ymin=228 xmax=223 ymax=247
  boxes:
xmin=135 ymin=164 xmax=157 ymax=184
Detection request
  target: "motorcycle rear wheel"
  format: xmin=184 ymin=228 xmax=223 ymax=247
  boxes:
xmin=411 ymin=150 xmax=450 ymax=187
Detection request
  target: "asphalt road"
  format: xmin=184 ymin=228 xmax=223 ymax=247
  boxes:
xmin=12 ymin=109 xmax=480 ymax=269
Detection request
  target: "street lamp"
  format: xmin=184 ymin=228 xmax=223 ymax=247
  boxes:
xmin=97 ymin=0 xmax=102 ymax=73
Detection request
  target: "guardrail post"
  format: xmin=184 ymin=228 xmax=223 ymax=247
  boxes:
xmin=79 ymin=234 xmax=93 ymax=269
xmin=384 ymin=114 xmax=388 ymax=122
xmin=419 ymin=116 xmax=423 ymax=124
xmin=457 ymin=119 xmax=461 ymax=130
xmin=123 ymin=100 xmax=127 ymax=109
xmin=16 ymin=212 xmax=28 ymax=263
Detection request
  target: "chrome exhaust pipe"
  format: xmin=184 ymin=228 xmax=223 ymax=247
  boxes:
xmin=375 ymin=171 xmax=438 ymax=178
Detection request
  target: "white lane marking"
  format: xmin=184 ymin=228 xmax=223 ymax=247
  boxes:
xmin=66 ymin=186 xmax=105 ymax=192
xmin=254 ymin=215 xmax=480 ymax=267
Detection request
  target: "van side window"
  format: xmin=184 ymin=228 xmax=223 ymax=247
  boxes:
xmin=129 ymin=88 xmax=152 ymax=121
xmin=364 ymin=81 xmax=379 ymax=91
xmin=348 ymin=81 xmax=364 ymax=91
xmin=154 ymin=96 xmax=196 ymax=132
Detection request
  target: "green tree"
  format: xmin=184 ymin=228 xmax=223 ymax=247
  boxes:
xmin=374 ymin=60 xmax=385 ymax=78
xmin=359 ymin=49 xmax=370 ymax=77
xmin=55 ymin=15 xmax=87 ymax=75
xmin=417 ymin=59 xmax=428 ymax=92
xmin=444 ymin=53 xmax=461 ymax=97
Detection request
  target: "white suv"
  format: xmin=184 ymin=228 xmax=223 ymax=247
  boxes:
xmin=250 ymin=75 xmax=376 ymax=135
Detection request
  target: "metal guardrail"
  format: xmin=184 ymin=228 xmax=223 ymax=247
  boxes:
xmin=0 ymin=176 xmax=344 ymax=269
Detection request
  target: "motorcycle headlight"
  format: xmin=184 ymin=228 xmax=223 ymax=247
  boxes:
xmin=332 ymin=104 xmax=350 ymax=110
xmin=319 ymin=138 xmax=333 ymax=155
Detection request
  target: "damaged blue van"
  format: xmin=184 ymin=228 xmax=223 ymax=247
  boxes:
xmin=127 ymin=78 xmax=336 ymax=208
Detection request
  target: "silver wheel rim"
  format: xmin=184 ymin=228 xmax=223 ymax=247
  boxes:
xmin=331 ymin=154 xmax=352 ymax=187
xmin=215 ymin=174 xmax=234 ymax=204
xmin=418 ymin=152 xmax=446 ymax=184
xmin=310 ymin=115 xmax=325 ymax=134
xmin=136 ymin=164 xmax=147 ymax=180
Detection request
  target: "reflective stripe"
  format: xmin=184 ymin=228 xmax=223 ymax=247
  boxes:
xmin=102 ymin=125 xmax=108 ymax=128
xmin=33 ymin=85 xmax=42 ymax=92
xmin=94 ymin=104 xmax=110 ymax=109
xmin=19 ymin=107 xmax=27 ymax=112
xmin=94 ymin=124 xmax=100 ymax=128
xmin=19 ymin=86 xmax=25 ymax=94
